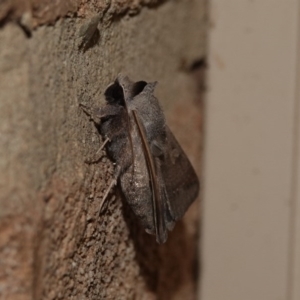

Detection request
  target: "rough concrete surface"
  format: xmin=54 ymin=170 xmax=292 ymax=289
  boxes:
xmin=0 ymin=0 xmax=206 ymax=299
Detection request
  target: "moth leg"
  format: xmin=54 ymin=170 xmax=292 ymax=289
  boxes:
xmin=96 ymin=137 xmax=110 ymax=154
xmin=79 ymin=103 xmax=101 ymax=124
xmin=99 ymin=165 xmax=121 ymax=213
xmin=80 ymin=103 xmax=123 ymax=125
xmin=84 ymin=137 xmax=110 ymax=164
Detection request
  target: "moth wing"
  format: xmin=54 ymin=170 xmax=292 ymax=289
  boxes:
xmin=131 ymin=110 xmax=168 ymax=244
xmin=161 ymin=126 xmax=199 ymax=222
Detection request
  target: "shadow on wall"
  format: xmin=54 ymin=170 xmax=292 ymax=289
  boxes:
xmin=122 ymin=192 xmax=199 ymax=299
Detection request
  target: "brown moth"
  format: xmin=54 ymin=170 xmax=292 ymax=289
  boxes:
xmin=82 ymin=74 xmax=199 ymax=243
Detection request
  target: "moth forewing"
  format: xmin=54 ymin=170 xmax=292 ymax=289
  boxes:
xmin=118 ymin=111 xmax=156 ymax=237
xmin=131 ymin=110 xmax=167 ymax=244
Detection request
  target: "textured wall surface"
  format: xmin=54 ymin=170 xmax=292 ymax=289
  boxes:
xmin=0 ymin=0 xmax=205 ymax=299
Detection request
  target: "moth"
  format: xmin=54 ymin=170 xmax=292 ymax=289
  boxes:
xmin=82 ymin=74 xmax=199 ymax=243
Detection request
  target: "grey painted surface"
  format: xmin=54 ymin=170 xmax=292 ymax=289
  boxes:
xmin=201 ymin=1 xmax=300 ymax=299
